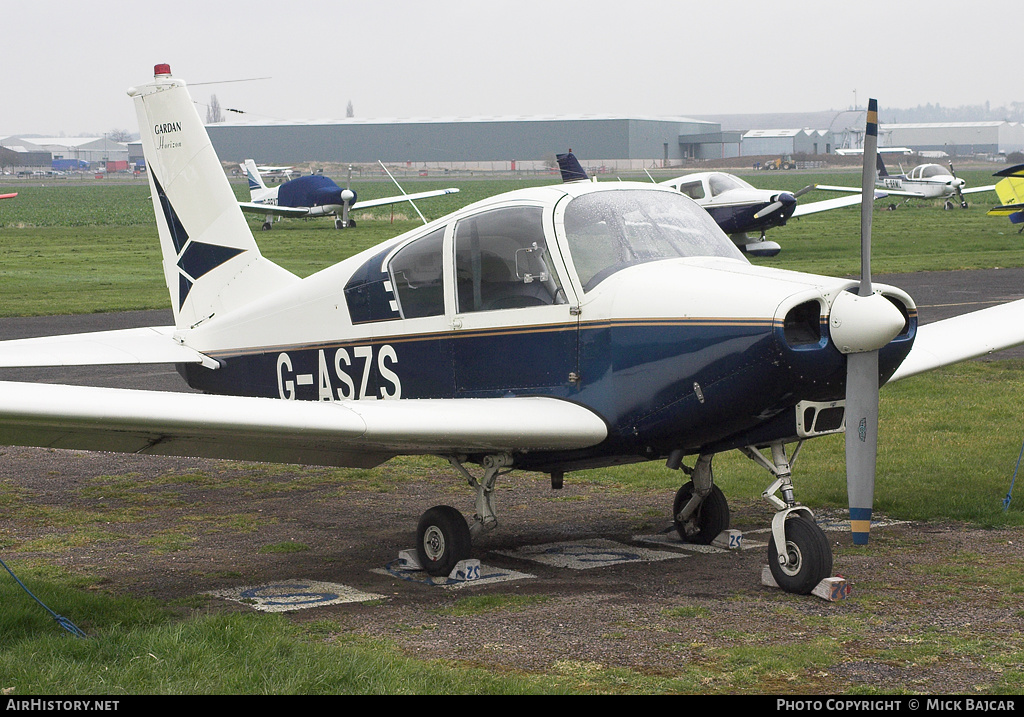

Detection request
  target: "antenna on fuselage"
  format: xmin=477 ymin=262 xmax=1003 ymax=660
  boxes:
xmin=378 ymin=161 xmax=429 ymax=225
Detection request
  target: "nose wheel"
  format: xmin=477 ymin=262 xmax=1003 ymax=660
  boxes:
xmin=767 ymin=513 xmax=833 ymax=595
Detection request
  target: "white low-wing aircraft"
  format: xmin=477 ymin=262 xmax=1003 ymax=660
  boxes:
xmin=658 ymin=171 xmax=886 ymax=257
xmin=819 ymin=155 xmax=996 ymax=210
xmin=3 ymin=70 xmax=1024 ymax=595
xmin=239 ymin=158 xmax=460 ymax=230
xmin=557 ymin=153 xmax=883 ymax=258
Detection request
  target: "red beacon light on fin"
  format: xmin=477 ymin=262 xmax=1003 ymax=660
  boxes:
xmin=154 ymin=64 xmax=172 ymax=77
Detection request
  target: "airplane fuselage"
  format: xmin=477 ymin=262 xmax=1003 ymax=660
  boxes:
xmin=878 ymin=163 xmax=964 ymax=199
xmin=179 ymin=182 xmax=916 ymax=473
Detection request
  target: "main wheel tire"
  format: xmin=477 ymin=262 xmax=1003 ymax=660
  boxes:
xmin=416 ymin=505 xmax=472 ymax=577
xmin=672 ymin=481 xmax=730 ymax=545
xmin=767 ymin=514 xmax=833 ymax=595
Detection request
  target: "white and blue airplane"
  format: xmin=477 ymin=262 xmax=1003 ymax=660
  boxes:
xmin=1 ymin=70 xmax=1023 ymax=595
xmin=557 ymin=153 xmax=884 ymax=258
xmin=239 ymin=158 xmax=460 ymax=230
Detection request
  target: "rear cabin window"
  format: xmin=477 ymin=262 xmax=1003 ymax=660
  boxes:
xmin=388 ymin=226 xmax=446 ymax=318
xmin=454 ymin=206 xmax=565 ymax=313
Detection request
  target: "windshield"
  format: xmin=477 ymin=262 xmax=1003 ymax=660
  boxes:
xmin=562 ymin=189 xmax=746 ymax=291
xmin=708 ymin=173 xmax=752 ymax=196
xmin=918 ymin=164 xmax=949 ymax=179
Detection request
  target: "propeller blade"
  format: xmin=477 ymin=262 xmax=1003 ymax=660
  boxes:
xmin=794 ymin=183 xmax=817 ymax=198
xmin=846 ymin=97 xmax=880 ymax=546
xmin=753 ymin=200 xmax=783 ymax=220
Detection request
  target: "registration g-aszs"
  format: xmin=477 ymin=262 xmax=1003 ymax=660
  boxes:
xmin=276 ymin=345 xmax=401 ymax=400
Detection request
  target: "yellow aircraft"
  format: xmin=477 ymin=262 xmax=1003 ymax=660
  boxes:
xmin=988 ymin=164 xmax=1024 ymax=232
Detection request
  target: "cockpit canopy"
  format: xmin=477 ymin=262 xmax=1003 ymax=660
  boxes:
xmin=910 ymin=164 xmax=951 ymax=180
xmin=563 ymin=188 xmax=745 ymax=291
xmin=369 ymin=185 xmax=746 ymax=324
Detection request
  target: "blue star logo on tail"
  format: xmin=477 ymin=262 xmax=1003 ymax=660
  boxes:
xmin=153 ymin=174 xmax=245 ymax=309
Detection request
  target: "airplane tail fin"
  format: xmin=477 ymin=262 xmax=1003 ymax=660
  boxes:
xmin=556 ymin=151 xmax=590 ymax=183
xmin=129 ymin=65 xmax=298 ymax=330
xmin=243 ymin=159 xmax=269 ymax=196
xmin=989 ymin=166 xmax=1024 ymax=225
xmin=875 ymin=154 xmax=889 ymax=178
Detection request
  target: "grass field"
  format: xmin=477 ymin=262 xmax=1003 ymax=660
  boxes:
xmin=2 ymin=168 xmax=1024 ymax=695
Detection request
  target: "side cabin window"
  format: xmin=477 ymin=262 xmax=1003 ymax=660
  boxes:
xmin=388 ymin=226 xmax=446 ymax=318
xmin=454 ymin=206 xmax=564 ymax=313
xmin=676 ymin=180 xmax=705 ymax=200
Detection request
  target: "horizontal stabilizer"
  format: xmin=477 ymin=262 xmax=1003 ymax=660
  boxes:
xmin=0 ymin=326 xmax=217 ymax=369
xmin=0 ymin=385 xmax=608 ymax=469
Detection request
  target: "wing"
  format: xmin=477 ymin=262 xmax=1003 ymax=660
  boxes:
xmin=791 ymin=191 xmax=887 ymax=218
xmin=889 ymin=298 xmax=1024 ymax=381
xmin=0 ymin=326 xmax=218 ymax=369
xmin=962 ymin=185 xmax=997 ymax=195
xmin=816 ymin=184 xmax=926 ymax=198
xmin=352 ymin=187 xmax=460 ymax=211
xmin=0 ymin=193 xmax=17 ymax=200
xmin=0 ymin=382 xmax=608 ymax=469
xmin=238 ymin=202 xmax=311 ymax=218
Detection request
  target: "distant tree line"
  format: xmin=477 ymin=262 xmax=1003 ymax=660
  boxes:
xmin=883 ymin=102 xmax=1024 ymax=124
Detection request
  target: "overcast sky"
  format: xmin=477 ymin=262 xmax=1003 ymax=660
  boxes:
xmin=2 ymin=0 xmax=1015 ymax=137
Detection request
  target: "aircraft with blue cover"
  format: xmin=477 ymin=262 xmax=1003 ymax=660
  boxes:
xmin=2 ymin=69 xmax=1024 ymax=595
xmin=239 ymin=157 xmax=460 ymax=230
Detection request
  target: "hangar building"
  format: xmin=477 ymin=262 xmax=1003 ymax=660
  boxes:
xmin=881 ymin=122 xmax=1024 ymax=156
xmin=205 ymin=116 xmax=740 ymax=170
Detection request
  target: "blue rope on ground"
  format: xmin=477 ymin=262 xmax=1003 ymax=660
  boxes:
xmin=1004 ymin=436 xmax=1024 ymax=511
xmin=0 ymin=557 xmax=88 ymax=638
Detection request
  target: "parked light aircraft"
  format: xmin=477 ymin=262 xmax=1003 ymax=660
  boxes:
xmin=3 ymin=70 xmax=1024 ymax=595
xmin=987 ymin=164 xmax=1024 ymax=231
xmin=819 ymin=156 xmax=995 ymax=210
xmin=240 ymin=162 xmax=297 ymax=182
xmin=556 ymin=153 xmax=881 ymax=258
xmin=239 ymin=158 xmax=460 ymax=230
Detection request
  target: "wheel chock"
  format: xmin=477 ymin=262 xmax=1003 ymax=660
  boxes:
xmin=449 ymin=559 xmax=481 ymax=582
xmin=397 ymin=549 xmax=421 ymax=571
xmin=713 ymin=529 xmax=743 ymax=550
xmin=760 ymin=566 xmax=851 ymax=601
xmin=396 ymin=552 xmax=480 ymax=582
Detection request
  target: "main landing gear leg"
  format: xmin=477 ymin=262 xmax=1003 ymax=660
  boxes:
xmin=414 ymin=453 xmax=512 ymax=577
xmin=666 ymin=451 xmax=730 ymax=544
xmin=740 ymin=441 xmax=833 ymax=594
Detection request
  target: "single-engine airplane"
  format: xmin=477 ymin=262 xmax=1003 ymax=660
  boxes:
xmin=239 ymin=158 xmax=460 ymax=230
xmin=987 ymin=164 xmax=1024 ymax=232
xmin=3 ymin=69 xmax=1024 ymax=595
xmin=557 ymin=153 xmax=882 ymax=258
xmin=239 ymin=161 xmax=298 ymax=182
xmin=819 ymin=156 xmax=995 ymax=210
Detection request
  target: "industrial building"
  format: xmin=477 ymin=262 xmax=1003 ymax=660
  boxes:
xmin=0 ymin=136 xmax=129 ymax=172
xmin=205 ymin=116 xmax=733 ymax=170
xmin=881 ymin=122 xmax=1024 ymax=157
